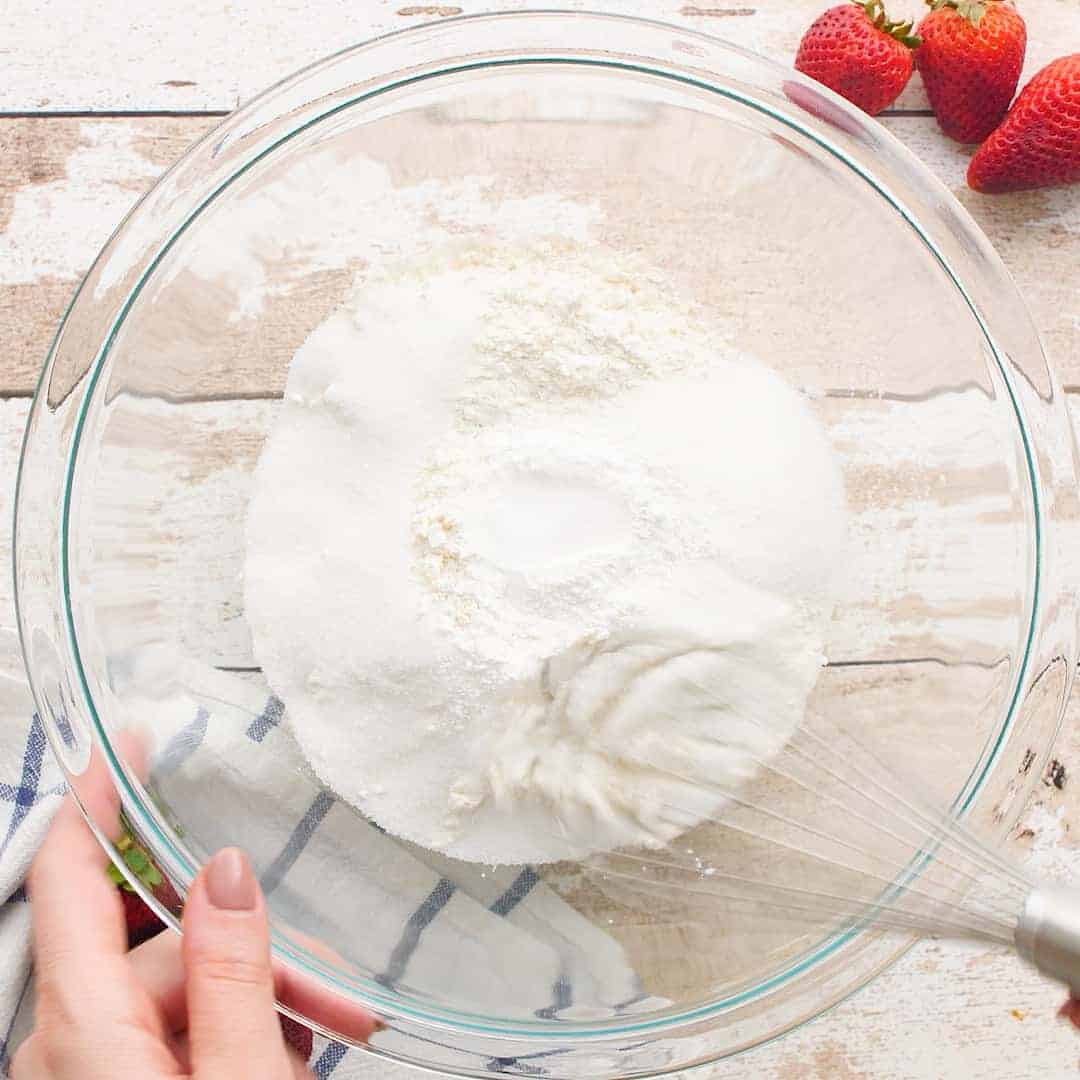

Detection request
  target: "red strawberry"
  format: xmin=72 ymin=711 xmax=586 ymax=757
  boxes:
xmin=968 ymin=53 xmax=1080 ymax=192
xmin=153 ymin=875 xmax=183 ymax=919
xmin=109 ymin=827 xmax=181 ymax=946
xmin=795 ymin=1 xmax=921 ymax=117
xmin=120 ymin=887 xmax=166 ymax=948
xmin=280 ymin=1015 xmax=314 ymax=1061
xmin=916 ymin=0 xmax=1026 ymax=143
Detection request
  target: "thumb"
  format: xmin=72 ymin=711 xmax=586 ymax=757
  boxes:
xmin=183 ymin=848 xmax=295 ymax=1080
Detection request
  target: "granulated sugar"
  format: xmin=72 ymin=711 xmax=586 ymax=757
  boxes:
xmin=244 ymin=234 xmax=847 ymax=865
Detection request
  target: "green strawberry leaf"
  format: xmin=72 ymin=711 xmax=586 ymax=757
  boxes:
xmin=125 ymin=847 xmax=150 ymax=875
xmin=924 ymin=0 xmax=989 ymax=23
xmin=106 ymin=861 xmax=132 ymax=891
xmin=865 ymin=2 xmax=924 ymax=46
xmin=108 ymin=819 xmax=165 ymax=893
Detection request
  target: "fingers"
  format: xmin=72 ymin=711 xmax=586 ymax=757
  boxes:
xmin=133 ymin=938 xmax=316 ymax=1080
xmin=130 ymin=916 xmax=381 ymax=1045
xmin=8 ymin=1033 xmax=44 ymax=1079
xmin=183 ymin=848 xmax=294 ymax=1080
xmin=274 ymin=933 xmax=383 ymax=1045
xmin=29 ymin=730 xmax=150 ymax=1007
xmin=26 ymin=740 xmax=181 ymax=1075
xmin=289 ymin=1047 xmax=316 ymax=1079
xmin=29 ymin=796 xmax=128 ymax=1001
xmin=166 ymin=1030 xmax=313 ymax=1079
xmin=128 ymin=927 xmax=188 ymax=1030
xmin=67 ymin=729 xmax=148 ymax=846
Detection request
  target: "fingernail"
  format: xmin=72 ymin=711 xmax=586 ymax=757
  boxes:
xmin=205 ymin=847 xmax=257 ymax=911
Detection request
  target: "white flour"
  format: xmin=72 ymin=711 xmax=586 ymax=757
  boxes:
xmin=245 ymin=236 xmax=848 ymax=865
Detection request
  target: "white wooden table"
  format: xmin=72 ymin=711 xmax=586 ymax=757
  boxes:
xmin=2 ymin=2 xmax=1079 ymax=1077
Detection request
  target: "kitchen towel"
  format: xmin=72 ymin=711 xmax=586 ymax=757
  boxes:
xmin=0 ymin=640 xmax=663 ymax=1078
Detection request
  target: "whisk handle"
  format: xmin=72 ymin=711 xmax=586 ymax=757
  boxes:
xmin=1015 ymin=887 xmax=1080 ymax=995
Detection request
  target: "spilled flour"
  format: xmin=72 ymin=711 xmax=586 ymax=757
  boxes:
xmin=245 ymin=230 xmax=848 ymax=865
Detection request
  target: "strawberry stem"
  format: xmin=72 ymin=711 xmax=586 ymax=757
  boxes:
xmin=856 ymin=0 xmax=923 ymax=46
xmin=108 ymin=815 xmax=165 ymax=893
xmin=924 ymin=0 xmax=993 ymax=25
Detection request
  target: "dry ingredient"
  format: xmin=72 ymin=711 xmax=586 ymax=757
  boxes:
xmin=245 ymin=233 xmax=847 ymax=865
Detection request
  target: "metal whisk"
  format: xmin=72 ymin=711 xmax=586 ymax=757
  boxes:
xmin=573 ymin=682 xmax=1080 ymax=995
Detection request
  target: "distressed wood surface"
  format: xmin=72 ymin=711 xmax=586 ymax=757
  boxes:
xmin=0 ymin=116 xmax=219 ymax=397
xmin=72 ymin=389 xmax=1045 ymax=672
xmin=881 ymin=116 xmax=1080 ymax=393
xmin=2 ymin=0 xmax=1077 ymax=113
xmin=1 ymin=111 xmax=1078 ymax=398
xmin=3 ymin=1 xmax=1080 ymax=1076
xmin=0 ymin=372 xmax=1077 ymax=1076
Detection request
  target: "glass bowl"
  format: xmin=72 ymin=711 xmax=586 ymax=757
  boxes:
xmin=14 ymin=11 xmax=1080 ymax=1078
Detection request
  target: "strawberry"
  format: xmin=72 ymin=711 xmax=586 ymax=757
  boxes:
xmin=968 ymin=54 xmax=1080 ymax=192
xmin=152 ymin=874 xmax=183 ymax=919
xmin=280 ymin=1015 xmax=314 ymax=1061
xmin=109 ymin=819 xmax=182 ymax=946
xmin=915 ymin=0 xmax=1026 ymax=143
xmin=120 ymin=886 xmax=166 ymax=948
xmin=795 ymin=1 xmax=921 ymax=117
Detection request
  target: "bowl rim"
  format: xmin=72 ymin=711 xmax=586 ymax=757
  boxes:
xmin=17 ymin=6 xmax=1056 ymax=1069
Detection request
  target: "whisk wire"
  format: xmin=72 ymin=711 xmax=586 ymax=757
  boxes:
xmin=782 ymin=718 xmax=1033 ymax=889
xmin=567 ymin=682 xmax=1038 ymax=943
xmin=762 ymin=741 xmax=1026 ymax=920
xmin=590 ymin=857 xmax=1016 ymax=943
xmin=734 ymin=745 xmax=994 ymax=893
xmin=609 ymin=736 xmax=1025 ymax=931
xmin=643 ymin=789 xmax=1020 ymax=937
xmin=683 ymin=672 xmax=1033 ymax=893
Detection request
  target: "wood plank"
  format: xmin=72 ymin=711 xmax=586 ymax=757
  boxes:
xmin=704 ymin=934 xmax=1080 ymax=1079
xmin=2 ymin=386 xmax=1078 ymax=1075
xmin=2 ymin=110 xmax=1079 ymax=397
xmin=702 ymin=677 xmax=1080 ymax=1080
xmin=4 ymin=9 xmax=1080 ymax=1067
xmin=66 ymin=389 xmax=1043 ymax=669
xmin=881 ymin=115 xmax=1080 ymax=389
xmin=4 ymin=3 xmax=1079 ymax=1076
xmin=2 ymin=0 xmax=1075 ymax=113
xmin=0 ymin=116 xmax=219 ymax=396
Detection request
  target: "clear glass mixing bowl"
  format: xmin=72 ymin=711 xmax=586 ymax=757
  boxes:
xmin=14 ymin=11 xmax=1080 ymax=1078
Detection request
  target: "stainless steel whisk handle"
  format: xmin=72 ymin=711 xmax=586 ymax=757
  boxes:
xmin=1015 ymin=886 xmax=1080 ymax=995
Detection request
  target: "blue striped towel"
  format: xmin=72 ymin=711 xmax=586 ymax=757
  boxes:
xmin=0 ymin=640 xmax=663 ymax=1077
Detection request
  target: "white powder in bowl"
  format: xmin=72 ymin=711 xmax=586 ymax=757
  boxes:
xmin=244 ymin=238 xmax=847 ymax=865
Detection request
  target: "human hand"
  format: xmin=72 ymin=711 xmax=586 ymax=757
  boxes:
xmin=12 ymin=795 xmax=313 ymax=1079
xmin=13 ymin=736 xmax=380 ymax=1080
